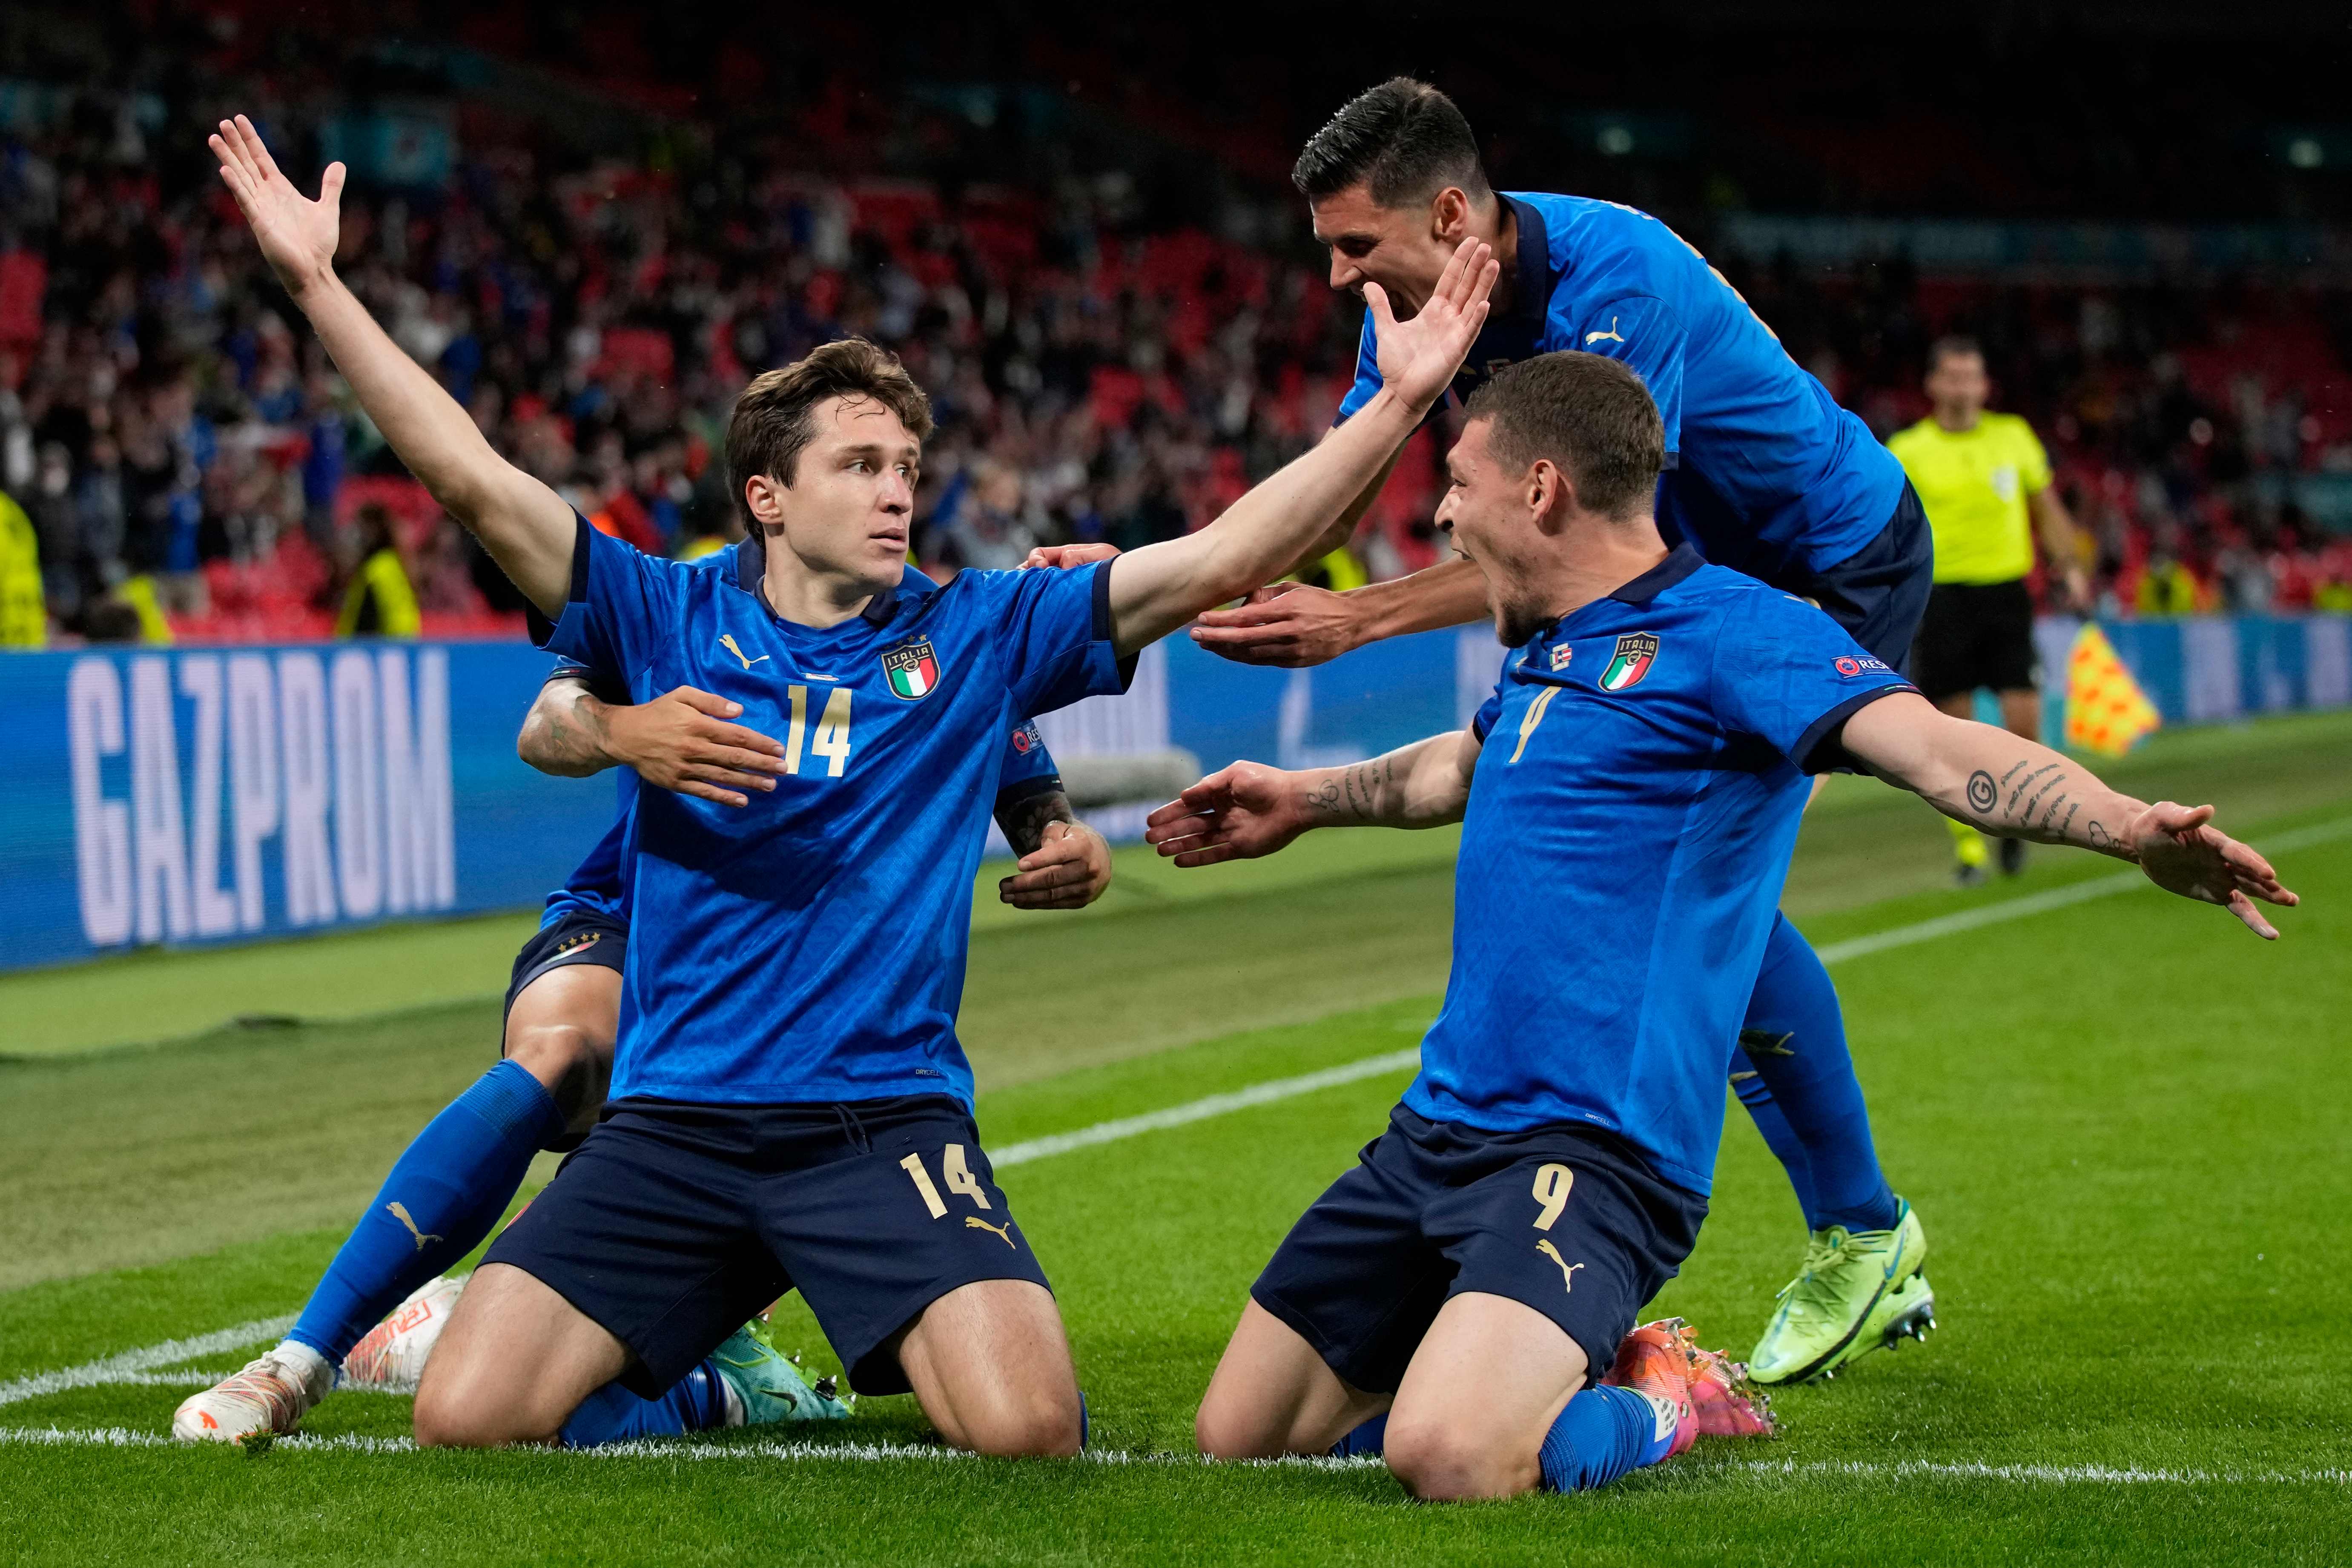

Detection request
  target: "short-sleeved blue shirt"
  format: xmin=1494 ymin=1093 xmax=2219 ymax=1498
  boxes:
xmin=536 ymin=673 xmax=1069 ymax=932
xmin=1412 ymin=545 xmax=1914 ymax=1194
xmin=1337 ymin=192 xmax=1907 ymax=582
xmin=537 ymin=518 xmax=1127 ymax=1106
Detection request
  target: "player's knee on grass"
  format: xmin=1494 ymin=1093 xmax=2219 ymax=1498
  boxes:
xmin=895 ymin=1280 xmax=1084 ymax=1458
xmin=413 ymin=1264 xmax=625 ymax=1448
xmin=1383 ymin=1407 xmax=1544 ymax=1502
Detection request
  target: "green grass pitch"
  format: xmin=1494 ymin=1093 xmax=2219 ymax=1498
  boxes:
xmin=3 ymin=712 xmax=2350 ymax=1565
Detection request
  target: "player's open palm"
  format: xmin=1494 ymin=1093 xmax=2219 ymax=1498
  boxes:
xmin=1143 ymin=763 xmax=1307 ymax=867
xmin=1369 ymin=237 xmax=1499 ymax=411
xmin=2128 ymin=801 xmax=2298 ymax=939
xmin=209 ymin=115 xmax=344 ymax=295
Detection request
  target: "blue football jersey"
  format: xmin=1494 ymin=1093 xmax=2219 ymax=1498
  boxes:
xmin=1411 ymin=546 xmax=1914 ymax=1194
xmin=539 ymin=518 xmax=1126 ymax=1106
xmin=1337 ymin=192 xmax=1907 ymax=582
xmin=537 ymin=675 xmax=1068 ymax=931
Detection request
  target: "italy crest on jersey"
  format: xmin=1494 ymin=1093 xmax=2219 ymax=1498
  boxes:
xmin=1599 ymin=632 xmax=1658 ymax=691
xmin=882 ymin=638 xmax=941 ymax=700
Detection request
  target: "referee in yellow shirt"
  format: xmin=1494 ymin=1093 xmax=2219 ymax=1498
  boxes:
xmin=1888 ymin=337 xmax=2090 ymax=885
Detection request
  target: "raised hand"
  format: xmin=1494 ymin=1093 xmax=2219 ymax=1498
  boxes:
xmin=1369 ymin=238 xmax=1499 ymax=413
xmin=209 ymin=115 xmax=344 ymax=297
xmin=1142 ymin=762 xmax=1308 ymax=868
xmin=2127 ymin=801 xmax=2298 ymax=939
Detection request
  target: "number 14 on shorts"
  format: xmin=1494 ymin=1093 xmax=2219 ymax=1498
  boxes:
xmin=900 ymin=1146 xmax=992 ymax=1218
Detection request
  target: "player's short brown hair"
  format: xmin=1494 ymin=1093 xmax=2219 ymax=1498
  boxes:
xmin=1462 ymin=352 xmax=1664 ymax=521
xmin=726 ymin=338 xmax=933 ymax=517
xmin=1293 ymin=77 xmax=1492 ymax=209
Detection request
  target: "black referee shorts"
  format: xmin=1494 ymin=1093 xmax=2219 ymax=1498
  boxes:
xmin=1912 ymin=579 xmax=2040 ymax=702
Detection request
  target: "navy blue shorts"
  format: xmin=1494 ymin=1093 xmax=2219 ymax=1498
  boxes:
xmin=482 ymin=1095 xmax=1050 ymax=1398
xmin=502 ymin=910 xmax=628 ymax=1027
xmin=1775 ymin=480 xmax=1934 ymax=673
xmin=1251 ymin=1106 xmax=1707 ymax=1392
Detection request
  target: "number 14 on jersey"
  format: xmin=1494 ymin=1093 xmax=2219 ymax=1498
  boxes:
xmin=780 ymin=685 xmax=852 ymax=777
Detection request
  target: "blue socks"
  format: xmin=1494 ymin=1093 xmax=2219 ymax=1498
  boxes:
xmin=286 ymin=1060 xmax=566 ymax=1365
xmin=1734 ymin=914 xmax=1902 ymax=1234
xmin=559 ymin=1359 xmax=732 ymax=1447
xmin=1331 ymin=1390 xmax=1672 ymax=1494
xmin=1330 ymin=1412 xmax=1389 ymax=1458
xmin=1537 ymin=1385 xmax=1672 ymax=1493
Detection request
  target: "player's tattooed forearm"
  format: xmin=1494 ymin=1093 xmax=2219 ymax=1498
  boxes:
xmin=1307 ymin=756 xmax=1395 ymax=823
xmin=996 ymin=789 xmax=1076 ymax=857
xmin=2004 ymin=763 xmax=2062 ymax=816
xmin=1966 ymin=770 xmax=1999 ymax=814
xmin=2087 ymin=819 xmax=2113 ymax=848
xmin=2020 ymin=770 xmax=2069 ymax=826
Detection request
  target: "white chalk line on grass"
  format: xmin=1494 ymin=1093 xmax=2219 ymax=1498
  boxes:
xmin=0 ymin=1316 xmax=295 ymax=1409
xmin=1813 ymin=813 xmax=2352 ymax=966
xmin=11 ymin=813 xmax=2347 ymax=1430
xmin=1 ymin=1426 xmax=2345 ymax=1486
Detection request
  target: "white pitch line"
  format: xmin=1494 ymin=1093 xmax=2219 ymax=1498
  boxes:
xmin=0 ymin=1316 xmax=294 ymax=1408
xmin=2 ymin=1426 xmax=2345 ymax=1486
xmin=1813 ymin=814 xmax=2352 ymax=968
xmin=12 ymin=814 xmax=2346 ymax=1416
xmin=990 ymin=1049 xmax=1422 ymax=1168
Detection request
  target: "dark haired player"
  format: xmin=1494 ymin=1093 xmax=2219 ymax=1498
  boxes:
xmin=173 ymin=610 xmax=1112 ymax=1445
xmin=208 ymin=113 xmax=1503 ymax=1453
xmin=1183 ymin=78 xmax=1948 ymax=1385
xmin=1154 ymin=351 xmax=2291 ymax=1499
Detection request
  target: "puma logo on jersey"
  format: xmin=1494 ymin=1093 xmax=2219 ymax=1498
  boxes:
xmin=1584 ymin=317 xmax=1626 ymax=346
xmin=1536 ymin=1239 xmax=1584 ymax=1292
xmin=719 ymin=634 xmax=771 ymax=670
xmin=386 ymin=1202 xmax=444 ymax=1253
xmin=966 ymin=1216 xmax=1016 ymax=1247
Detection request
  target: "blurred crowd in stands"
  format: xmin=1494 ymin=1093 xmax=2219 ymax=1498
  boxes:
xmin=2 ymin=10 xmax=2349 ymax=648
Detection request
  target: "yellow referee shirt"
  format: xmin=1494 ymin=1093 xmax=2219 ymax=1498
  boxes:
xmin=1887 ymin=413 xmax=2052 ymax=585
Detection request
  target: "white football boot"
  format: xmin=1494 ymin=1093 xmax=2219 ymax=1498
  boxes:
xmin=340 ymin=1275 xmax=467 ymax=1390
xmin=171 ymin=1341 xmax=334 ymax=1442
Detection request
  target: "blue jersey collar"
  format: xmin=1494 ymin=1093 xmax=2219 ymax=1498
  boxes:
xmin=1498 ymin=195 xmax=1554 ymax=341
xmin=734 ymin=528 xmax=903 ymax=628
xmin=1609 ymin=543 xmax=1704 ymax=606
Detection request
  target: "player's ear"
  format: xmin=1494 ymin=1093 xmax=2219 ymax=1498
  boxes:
xmin=1528 ymin=459 xmax=1569 ymax=532
xmin=1430 ymin=186 xmax=1466 ymax=241
xmin=743 ymin=473 xmax=786 ymax=528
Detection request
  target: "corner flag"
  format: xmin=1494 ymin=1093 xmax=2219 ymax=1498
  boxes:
xmin=2063 ymin=624 xmax=2160 ymax=757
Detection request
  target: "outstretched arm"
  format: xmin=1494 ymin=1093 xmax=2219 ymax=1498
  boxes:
xmin=1101 ymin=240 xmax=1499 ymax=654
xmin=518 ymin=677 xmax=788 ymax=808
xmin=1189 ymin=556 xmax=1492 ymax=668
xmin=1142 ymin=728 xmax=1481 ymax=868
xmin=209 ymin=116 xmax=574 ymax=615
xmin=1839 ymin=691 xmax=2298 ymax=937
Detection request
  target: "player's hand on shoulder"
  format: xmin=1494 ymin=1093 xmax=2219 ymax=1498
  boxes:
xmin=1368 ymin=237 xmax=1500 ymax=414
xmin=608 ymin=685 xmax=789 ymax=808
xmin=2126 ymin=801 xmax=2298 ymax=940
xmin=1143 ymin=762 xmax=1307 ymax=867
xmin=1021 ymin=542 xmax=1122 ymax=571
xmin=998 ymin=819 xmax=1112 ymax=911
xmin=1190 ymin=582 xmax=1358 ymax=668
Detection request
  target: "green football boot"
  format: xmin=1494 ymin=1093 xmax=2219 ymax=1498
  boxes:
xmin=1748 ymin=1200 xmax=1931 ymax=1386
xmin=1822 ymin=1271 xmax=1938 ymax=1378
xmin=709 ymin=1319 xmax=854 ymax=1428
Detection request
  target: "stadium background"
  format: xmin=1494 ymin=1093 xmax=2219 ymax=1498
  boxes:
xmin=1 ymin=3 xmax=2349 ymax=1563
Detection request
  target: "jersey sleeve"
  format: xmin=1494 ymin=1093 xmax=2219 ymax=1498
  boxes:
xmin=1558 ymin=294 xmax=1687 ymax=455
xmin=1332 ymin=310 xmax=1384 ymax=424
xmin=994 ymin=719 xmax=1064 ymax=807
xmin=534 ymin=514 xmax=686 ymax=685
xmin=1711 ymin=591 xmax=1917 ymax=773
xmin=544 ymin=655 xmax=630 ymax=706
xmin=973 ymin=560 xmax=1134 ymax=717
xmin=2015 ymin=419 xmax=2054 ymax=494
